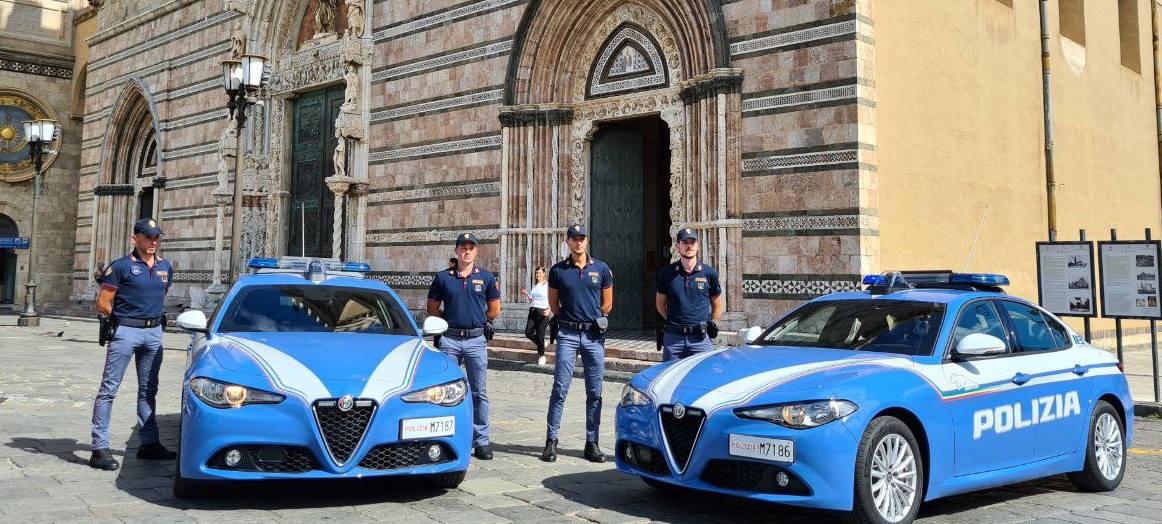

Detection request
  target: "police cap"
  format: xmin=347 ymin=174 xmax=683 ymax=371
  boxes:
xmin=133 ymin=218 xmax=163 ymax=237
xmin=455 ymin=232 xmax=478 ymax=246
xmin=676 ymin=228 xmax=698 ymax=242
xmin=566 ymin=224 xmax=587 ymax=239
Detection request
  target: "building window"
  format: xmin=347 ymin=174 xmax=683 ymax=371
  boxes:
xmin=1059 ymin=0 xmax=1085 ymax=45
xmin=1119 ymin=0 xmax=1141 ymax=73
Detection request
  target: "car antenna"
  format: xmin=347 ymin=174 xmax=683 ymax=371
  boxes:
xmin=963 ymin=204 xmax=991 ymax=272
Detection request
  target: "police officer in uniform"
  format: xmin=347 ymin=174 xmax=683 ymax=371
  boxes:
xmin=89 ymin=218 xmax=176 ymax=470
xmin=656 ymin=228 xmax=722 ymax=361
xmin=541 ymin=224 xmax=613 ymax=463
xmin=427 ymin=233 xmax=501 ymax=460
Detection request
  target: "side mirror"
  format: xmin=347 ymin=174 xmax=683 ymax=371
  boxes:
xmin=955 ymin=333 xmax=1006 ymax=357
xmin=176 ymin=310 xmax=209 ymax=334
xmin=422 ymin=316 xmax=449 ymax=336
xmin=740 ymin=326 xmax=763 ymax=345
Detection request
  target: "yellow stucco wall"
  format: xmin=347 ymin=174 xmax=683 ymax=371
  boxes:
xmin=874 ymin=0 xmax=1159 ymax=307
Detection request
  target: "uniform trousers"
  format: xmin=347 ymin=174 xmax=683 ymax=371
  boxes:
xmin=439 ymin=334 xmax=490 ymax=447
xmin=662 ymin=332 xmax=713 ymax=362
xmin=91 ymin=325 xmax=165 ymax=450
xmin=546 ymin=327 xmax=605 ymax=442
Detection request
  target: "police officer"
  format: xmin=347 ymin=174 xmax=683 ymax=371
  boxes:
xmin=89 ymin=218 xmax=175 ymax=470
xmin=427 ymin=233 xmax=501 ymax=460
xmin=656 ymin=228 xmax=722 ymax=361
xmin=541 ymin=223 xmax=613 ymax=463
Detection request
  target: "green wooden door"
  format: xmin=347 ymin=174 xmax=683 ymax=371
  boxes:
xmin=590 ymin=125 xmax=645 ymax=329
xmin=289 ymin=86 xmax=343 ymax=257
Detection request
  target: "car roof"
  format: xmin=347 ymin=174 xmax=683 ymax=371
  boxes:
xmin=813 ymin=288 xmax=1012 ymax=307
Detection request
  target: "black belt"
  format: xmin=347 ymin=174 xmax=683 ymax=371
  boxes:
xmin=559 ymin=321 xmax=593 ymax=331
xmin=118 ymin=317 xmax=164 ymax=328
xmin=665 ymin=323 xmax=706 ymax=335
xmin=446 ymin=328 xmax=485 ymax=338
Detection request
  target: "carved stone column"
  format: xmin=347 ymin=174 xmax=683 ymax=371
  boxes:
xmin=324 ymin=176 xmax=357 ymax=259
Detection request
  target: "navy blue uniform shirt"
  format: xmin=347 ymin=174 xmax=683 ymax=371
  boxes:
xmin=101 ymin=251 xmax=173 ymax=319
xmin=428 ymin=265 xmax=501 ymax=329
xmin=548 ymin=256 xmax=613 ymax=323
xmin=656 ymin=260 xmax=721 ymax=326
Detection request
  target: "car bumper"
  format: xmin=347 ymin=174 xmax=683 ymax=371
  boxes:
xmin=615 ymin=404 xmax=858 ymax=511
xmin=179 ymin=394 xmax=473 ymax=481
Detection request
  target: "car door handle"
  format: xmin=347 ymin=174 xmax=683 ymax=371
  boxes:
xmin=1073 ymin=365 xmax=1089 ymax=376
xmin=1011 ymin=373 xmax=1031 ymax=385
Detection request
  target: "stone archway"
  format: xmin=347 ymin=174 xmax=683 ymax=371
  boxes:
xmin=499 ymin=0 xmax=744 ymax=319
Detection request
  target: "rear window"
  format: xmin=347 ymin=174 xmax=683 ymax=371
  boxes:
xmin=217 ymin=285 xmax=417 ymax=336
xmin=757 ymin=299 xmax=946 ymax=356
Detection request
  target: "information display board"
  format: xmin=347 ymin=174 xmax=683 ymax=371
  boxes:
xmin=1098 ymin=240 xmax=1162 ymax=320
xmin=1036 ymin=241 xmax=1096 ymax=317
xmin=0 ymin=237 xmax=29 ymax=249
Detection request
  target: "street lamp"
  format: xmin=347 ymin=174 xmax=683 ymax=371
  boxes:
xmin=221 ymin=53 xmax=267 ymax=281
xmin=17 ymin=118 xmax=59 ymax=327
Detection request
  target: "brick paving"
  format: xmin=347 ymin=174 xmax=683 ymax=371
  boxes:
xmin=3 ymin=315 xmax=1162 ymax=523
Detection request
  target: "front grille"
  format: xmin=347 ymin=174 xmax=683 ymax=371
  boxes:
xmin=659 ymin=405 xmax=705 ymax=473
xmin=359 ymin=442 xmax=455 ymax=470
xmin=701 ymin=459 xmax=810 ymax=495
xmin=207 ymin=445 xmax=320 ymax=473
xmin=314 ymin=398 xmax=376 ymax=465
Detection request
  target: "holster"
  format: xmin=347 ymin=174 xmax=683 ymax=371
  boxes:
xmin=591 ymin=316 xmax=609 ymax=337
xmin=97 ymin=315 xmax=117 ymax=346
xmin=483 ymin=321 xmax=495 ymax=341
xmin=706 ymin=320 xmax=719 ymax=339
xmin=549 ymin=317 xmax=559 ymax=344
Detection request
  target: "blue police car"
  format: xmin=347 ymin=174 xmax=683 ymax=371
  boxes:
xmin=615 ymin=271 xmax=1131 ymax=523
xmin=171 ymin=257 xmax=469 ymax=497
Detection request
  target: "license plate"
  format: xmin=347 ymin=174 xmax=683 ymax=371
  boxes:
xmin=728 ymin=434 xmax=794 ymax=463
xmin=401 ymin=416 xmax=455 ymax=439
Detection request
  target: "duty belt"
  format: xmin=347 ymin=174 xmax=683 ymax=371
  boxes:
xmin=665 ymin=323 xmax=706 ymax=335
xmin=118 ymin=317 xmax=164 ymax=328
xmin=559 ymin=321 xmax=593 ymax=331
xmin=446 ymin=328 xmax=485 ymax=338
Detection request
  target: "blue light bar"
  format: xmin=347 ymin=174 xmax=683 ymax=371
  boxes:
xmin=862 ymin=275 xmax=884 ymax=285
xmin=247 ymin=258 xmax=279 ymax=269
xmin=342 ymin=262 xmax=372 ymax=273
xmin=949 ymin=273 xmax=1010 ymax=286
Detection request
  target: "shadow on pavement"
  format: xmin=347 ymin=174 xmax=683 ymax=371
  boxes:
xmin=5 ymin=436 xmax=92 ymax=466
xmin=488 ymin=441 xmax=595 ymax=461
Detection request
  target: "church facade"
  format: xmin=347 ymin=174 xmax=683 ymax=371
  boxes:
xmin=66 ymin=0 xmax=1160 ymax=330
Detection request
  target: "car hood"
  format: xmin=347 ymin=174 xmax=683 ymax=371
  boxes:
xmin=643 ymin=346 xmax=913 ymax=412
xmin=207 ymin=333 xmax=450 ymax=403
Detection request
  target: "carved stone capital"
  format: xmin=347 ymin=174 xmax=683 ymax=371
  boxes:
xmin=324 ymin=175 xmax=359 ymax=196
xmin=499 ymin=107 xmax=574 ymax=127
xmin=340 ymin=37 xmax=373 ymax=66
xmin=334 ymin=112 xmax=365 ymax=139
xmin=350 ymin=182 xmax=370 ymax=196
xmin=679 ymin=70 xmax=744 ymax=105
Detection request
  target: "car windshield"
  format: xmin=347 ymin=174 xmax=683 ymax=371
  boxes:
xmin=217 ymin=285 xmax=418 ymax=335
xmin=756 ymin=299 xmax=945 ymax=356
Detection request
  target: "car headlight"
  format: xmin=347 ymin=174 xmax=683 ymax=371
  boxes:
xmin=401 ymin=379 xmax=467 ymax=406
xmin=188 ymin=377 xmax=285 ymax=409
xmin=620 ymin=384 xmax=651 ymax=408
xmin=734 ymin=400 xmax=858 ymax=429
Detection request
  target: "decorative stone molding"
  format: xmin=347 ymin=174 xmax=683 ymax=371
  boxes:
xmin=498 ymin=108 xmax=574 ymax=127
xmin=340 ymin=36 xmax=373 ymax=66
xmin=366 ymin=229 xmax=500 ymax=245
xmin=151 ymin=177 xmax=167 ymax=189
xmin=334 ymin=111 xmax=365 ymax=140
xmin=225 ymin=0 xmax=251 ymax=14
xmin=0 ymin=52 xmax=74 ymax=80
xmin=269 ymin=40 xmax=345 ymax=95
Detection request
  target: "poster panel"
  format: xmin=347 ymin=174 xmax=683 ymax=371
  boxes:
xmin=1036 ymin=241 xmax=1096 ymax=317
xmin=1098 ymin=240 xmax=1162 ymax=320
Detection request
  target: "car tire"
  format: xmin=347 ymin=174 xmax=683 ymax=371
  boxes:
xmin=172 ymin=448 xmax=211 ymax=498
xmin=1067 ymin=400 xmax=1126 ymax=492
xmin=424 ymin=470 xmax=466 ymax=489
xmin=847 ymin=416 xmax=924 ymax=524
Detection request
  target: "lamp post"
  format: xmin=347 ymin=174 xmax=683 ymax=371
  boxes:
xmin=17 ymin=119 xmax=58 ymax=327
xmin=221 ymin=53 xmax=267 ymax=282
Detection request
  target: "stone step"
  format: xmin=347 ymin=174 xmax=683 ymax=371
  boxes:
xmin=488 ymin=334 xmax=666 ymax=363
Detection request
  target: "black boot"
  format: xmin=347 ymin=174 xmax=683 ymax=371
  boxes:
xmin=539 ymin=439 xmax=558 ymax=462
xmin=473 ymin=445 xmax=493 ymax=460
xmin=89 ymin=449 xmax=120 ymax=471
xmin=584 ymin=441 xmax=606 ymax=463
xmin=136 ymin=442 xmax=176 ymax=460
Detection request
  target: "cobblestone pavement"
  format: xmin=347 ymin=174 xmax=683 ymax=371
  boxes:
xmin=3 ymin=316 xmax=1162 ymax=523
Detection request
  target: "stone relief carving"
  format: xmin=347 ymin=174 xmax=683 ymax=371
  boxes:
xmin=230 ymin=22 xmax=246 ymax=59
xmin=332 ymin=138 xmax=346 ymax=178
xmin=313 ymin=0 xmax=337 ymax=37
xmin=572 ymin=4 xmax=682 ymax=101
xmin=341 ymin=63 xmax=359 ymax=113
xmin=345 ymin=0 xmax=365 ymax=38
